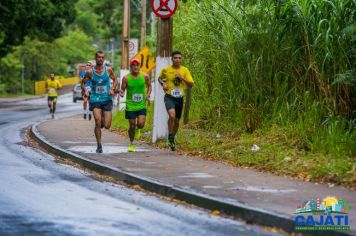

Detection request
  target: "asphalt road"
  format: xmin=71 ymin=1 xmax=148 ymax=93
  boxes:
xmin=0 ymin=92 xmax=279 ymax=236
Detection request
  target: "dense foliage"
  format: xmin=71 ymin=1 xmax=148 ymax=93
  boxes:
xmin=174 ymin=0 xmax=355 ymax=156
xmin=0 ymin=0 xmax=77 ymax=56
xmin=0 ymin=0 xmax=149 ymax=94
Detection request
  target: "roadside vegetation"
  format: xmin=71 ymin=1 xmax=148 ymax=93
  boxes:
xmin=112 ymin=104 xmax=355 ymax=189
xmin=113 ymin=0 xmax=355 ymax=189
xmin=0 ymin=0 xmax=146 ymax=96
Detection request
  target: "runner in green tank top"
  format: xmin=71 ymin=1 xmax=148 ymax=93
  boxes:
xmin=119 ymin=58 xmax=151 ymax=152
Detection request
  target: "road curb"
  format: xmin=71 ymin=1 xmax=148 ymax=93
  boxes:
xmin=30 ymin=123 xmax=351 ymax=236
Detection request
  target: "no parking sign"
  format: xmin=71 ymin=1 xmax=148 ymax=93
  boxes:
xmin=150 ymin=0 xmax=178 ymax=18
xmin=129 ymin=39 xmax=138 ymax=59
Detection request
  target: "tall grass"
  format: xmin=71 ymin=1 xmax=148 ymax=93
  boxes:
xmin=174 ymin=0 xmax=355 ymax=156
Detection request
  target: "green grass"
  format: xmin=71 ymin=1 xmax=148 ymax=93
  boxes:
xmin=112 ymin=104 xmax=154 ymax=134
xmin=112 ymin=107 xmax=356 ymax=189
xmin=111 ymin=0 xmax=356 ymax=190
xmin=172 ymin=0 xmax=355 ymax=153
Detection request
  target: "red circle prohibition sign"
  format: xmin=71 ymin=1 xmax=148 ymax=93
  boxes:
xmin=129 ymin=41 xmax=135 ymax=51
xmin=150 ymin=0 xmax=178 ymax=19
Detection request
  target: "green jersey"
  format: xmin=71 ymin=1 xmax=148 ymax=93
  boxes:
xmin=126 ymin=72 xmax=146 ymax=111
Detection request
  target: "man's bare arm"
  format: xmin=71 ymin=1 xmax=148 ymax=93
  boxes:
xmin=81 ymin=70 xmax=91 ymax=92
xmin=144 ymin=73 xmax=152 ymax=98
xmin=108 ymin=67 xmax=118 ymax=96
xmin=176 ymin=72 xmax=194 ymax=87
xmin=144 ymin=73 xmax=152 ymax=106
xmin=119 ymin=76 xmax=128 ymax=97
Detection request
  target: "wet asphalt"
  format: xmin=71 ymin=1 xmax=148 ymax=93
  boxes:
xmin=0 ymin=93 xmax=278 ymax=236
xmin=35 ymin=108 xmax=356 ymax=236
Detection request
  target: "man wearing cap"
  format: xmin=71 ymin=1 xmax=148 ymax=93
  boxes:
xmin=119 ymin=58 xmax=151 ymax=152
xmin=158 ymin=51 xmax=194 ymax=151
xmin=81 ymin=50 xmax=118 ymax=153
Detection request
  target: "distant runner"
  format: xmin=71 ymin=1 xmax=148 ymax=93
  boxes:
xmin=81 ymin=62 xmax=92 ymax=120
xmin=158 ymin=51 xmax=194 ymax=151
xmin=120 ymin=58 xmax=151 ymax=152
xmin=81 ymin=51 xmax=118 ymax=153
xmin=45 ymin=72 xmax=62 ymax=119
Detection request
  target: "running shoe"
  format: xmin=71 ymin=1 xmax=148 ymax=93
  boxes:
xmin=128 ymin=144 xmax=136 ymax=152
xmin=84 ymin=114 xmax=87 ymax=120
xmin=168 ymin=140 xmax=176 ymax=151
xmin=96 ymin=145 xmax=103 ymax=153
xmin=88 ymin=114 xmax=92 ymax=121
xmin=134 ymin=129 xmax=141 ymax=140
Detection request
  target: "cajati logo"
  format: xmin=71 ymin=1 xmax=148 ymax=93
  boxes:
xmin=294 ymin=196 xmax=351 ymax=231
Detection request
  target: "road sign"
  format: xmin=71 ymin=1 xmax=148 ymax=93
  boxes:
xmin=150 ymin=0 xmax=178 ymax=19
xmin=131 ymin=46 xmax=156 ymax=73
xmin=129 ymin=38 xmax=138 ymax=59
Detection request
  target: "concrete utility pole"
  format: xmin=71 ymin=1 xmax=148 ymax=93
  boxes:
xmin=119 ymin=0 xmax=130 ymax=110
xmin=152 ymin=17 xmax=173 ymax=143
xmin=140 ymin=0 xmax=147 ymax=49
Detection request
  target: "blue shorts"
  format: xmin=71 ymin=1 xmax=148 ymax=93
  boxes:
xmin=125 ymin=109 xmax=147 ymax=119
xmin=89 ymin=100 xmax=113 ymax=111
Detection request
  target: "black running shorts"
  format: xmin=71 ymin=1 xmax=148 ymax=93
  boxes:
xmin=164 ymin=94 xmax=184 ymax=119
xmin=89 ymin=100 xmax=113 ymax=111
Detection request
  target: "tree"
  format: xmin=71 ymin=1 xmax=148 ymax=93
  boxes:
xmin=91 ymin=0 xmax=144 ymax=40
xmin=0 ymin=0 xmax=77 ymax=56
xmin=54 ymin=29 xmax=97 ymax=69
xmin=71 ymin=0 xmax=100 ymax=38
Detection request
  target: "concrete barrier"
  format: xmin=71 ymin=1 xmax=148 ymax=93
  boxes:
xmin=35 ymin=77 xmax=79 ymax=95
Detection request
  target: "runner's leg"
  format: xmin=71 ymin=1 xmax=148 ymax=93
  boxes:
xmin=173 ymin=98 xmax=183 ymax=136
xmin=103 ymin=110 xmax=112 ymax=129
xmin=173 ymin=118 xmax=180 ymax=136
xmin=167 ymin=109 xmax=176 ymax=135
xmin=48 ymin=100 xmax=52 ymax=113
xmin=51 ymin=100 xmax=55 ymax=119
xmin=93 ymin=108 xmax=102 ymax=150
xmin=128 ymin=118 xmax=136 ymax=152
xmin=87 ymin=96 xmax=92 ymax=120
xmin=52 ymin=101 xmax=57 ymax=114
xmin=128 ymin=119 xmax=136 ymax=142
xmin=83 ymin=96 xmax=88 ymax=119
xmin=167 ymin=109 xmax=176 ymax=150
xmin=135 ymin=114 xmax=145 ymax=140
xmin=137 ymin=115 xmax=146 ymax=129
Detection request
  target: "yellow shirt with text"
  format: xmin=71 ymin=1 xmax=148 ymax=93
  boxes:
xmin=46 ymin=79 xmax=62 ymax=97
xmin=159 ymin=66 xmax=194 ymax=97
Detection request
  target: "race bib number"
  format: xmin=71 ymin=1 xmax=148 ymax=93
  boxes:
xmin=95 ymin=86 xmax=107 ymax=94
xmin=85 ymin=86 xmax=91 ymax=92
xmin=171 ymin=89 xmax=183 ymax=98
xmin=132 ymin=93 xmax=143 ymax=102
xmin=49 ymin=88 xmax=55 ymax=94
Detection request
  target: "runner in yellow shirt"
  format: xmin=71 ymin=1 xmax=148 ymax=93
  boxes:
xmin=158 ymin=51 xmax=194 ymax=151
xmin=45 ymin=72 xmax=62 ymax=119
